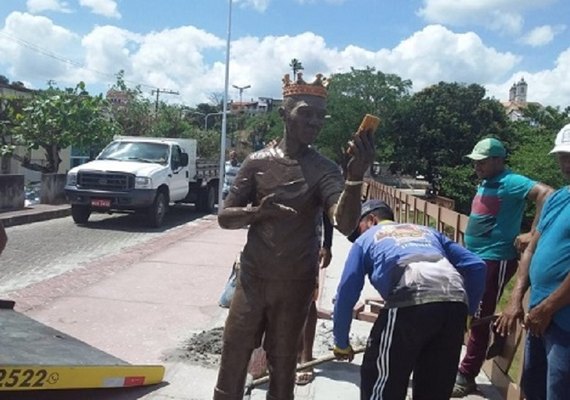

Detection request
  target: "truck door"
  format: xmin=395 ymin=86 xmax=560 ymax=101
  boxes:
xmin=169 ymin=145 xmax=189 ymax=201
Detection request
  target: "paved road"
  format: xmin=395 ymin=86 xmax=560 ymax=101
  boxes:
xmin=0 ymin=205 xmax=209 ymax=295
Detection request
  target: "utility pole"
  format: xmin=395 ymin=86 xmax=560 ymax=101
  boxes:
xmin=151 ymin=88 xmax=179 ymax=113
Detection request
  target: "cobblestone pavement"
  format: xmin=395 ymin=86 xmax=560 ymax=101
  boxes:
xmin=0 ymin=205 xmax=210 ymax=295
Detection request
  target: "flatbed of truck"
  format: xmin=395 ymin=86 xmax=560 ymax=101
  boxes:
xmin=0 ymin=301 xmax=164 ymax=392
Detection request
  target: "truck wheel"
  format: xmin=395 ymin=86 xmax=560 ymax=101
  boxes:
xmin=71 ymin=204 xmax=91 ymax=224
xmin=197 ymin=185 xmax=216 ymax=213
xmin=148 ymin=191 xmax=168 ymax=228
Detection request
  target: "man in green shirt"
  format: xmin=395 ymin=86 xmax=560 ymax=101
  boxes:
xmin=453 ymin=138 xmax=553 ymax=397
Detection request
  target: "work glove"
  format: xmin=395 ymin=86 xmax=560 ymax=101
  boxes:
xmin=333 ymin=344 xmax=355 ymax=362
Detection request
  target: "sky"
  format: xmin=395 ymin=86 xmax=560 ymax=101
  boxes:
xmin=1 ymin=0 xmax=569 ymax=109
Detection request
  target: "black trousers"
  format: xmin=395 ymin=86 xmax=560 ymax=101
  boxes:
xmin=361 ymin=302 xmax=467 ymax=400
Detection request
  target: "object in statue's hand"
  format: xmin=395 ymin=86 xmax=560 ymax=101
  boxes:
xmin=357 ymin=114 xmax=381 ymax=135
xmin=348 ymin=114 xmax=380 ymax=156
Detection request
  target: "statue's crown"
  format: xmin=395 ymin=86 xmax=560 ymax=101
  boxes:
xmin=282 ymin=73 xmax=328 ymax=98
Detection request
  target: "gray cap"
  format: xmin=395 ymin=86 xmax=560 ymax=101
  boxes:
xmin=347 ymin=199 xmax=393 ymax=242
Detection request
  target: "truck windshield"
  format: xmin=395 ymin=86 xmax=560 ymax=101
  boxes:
xmin=97 ymin=141 xmax=169 ymax=165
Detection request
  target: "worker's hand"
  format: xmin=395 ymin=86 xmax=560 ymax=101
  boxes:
xmin=514 ymin=232 xmax=532 ymax=254
xmin=333 ymin=344 xmax=355 ymax=362
xmin=494 ymin=302 xmax=524 ymax=337
xmin=265 ymin=139 xmax=279 ymax=148
xmin=345 ymin=130 xmax=375 ymax=181
xmin=523 ymin=304 xmax=553 ymax=337
xmin=319 ymin=247 xmax=332 ymax=269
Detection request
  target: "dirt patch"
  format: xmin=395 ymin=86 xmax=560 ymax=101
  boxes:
xmin=164 ymin=326 xmax=224 ymax=368
xmin=164 ymin=321 xmax=369 ymax=369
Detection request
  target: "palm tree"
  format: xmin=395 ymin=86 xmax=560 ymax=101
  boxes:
xmin=289 ymin=59 xmax=304 ymax=78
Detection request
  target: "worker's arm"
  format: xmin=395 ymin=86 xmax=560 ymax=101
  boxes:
xmin=494 ymin=230 xmax=539 ymax=336
xmin=441 ymin=235 xmax=486 ymax=315
xmin=527 ymin=183 xmax=554 ymax=232
xmin=333 ymin=243 xmax=366 ymax=349
xmin=515 ymin=182 xmax=553 ymax=252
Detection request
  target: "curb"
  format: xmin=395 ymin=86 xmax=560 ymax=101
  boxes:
xmin=0 ymin=206 xmax=71 ymax=228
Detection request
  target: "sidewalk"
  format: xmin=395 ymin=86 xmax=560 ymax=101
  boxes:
xmin=0 ymin=203 xmax=71 ymax=227
xmin=1 ymin=207 xmax=503 ymax=400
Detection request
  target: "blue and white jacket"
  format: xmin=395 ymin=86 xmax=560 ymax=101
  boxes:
xmin=333 ymin=223 xmax=486 ymax=349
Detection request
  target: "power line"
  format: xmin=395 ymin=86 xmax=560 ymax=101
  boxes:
xmin=0 ymin=31 xmax=157 ymax=92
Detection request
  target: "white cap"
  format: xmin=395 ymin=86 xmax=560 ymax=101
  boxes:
xmin=551 ymin=124 xmax=570 ymax=154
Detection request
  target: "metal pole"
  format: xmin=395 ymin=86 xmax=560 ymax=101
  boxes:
xmin=217 ymin=0 xmax=232 ymax=212
xmin=154 ymin=90 xmax=159 ymax=113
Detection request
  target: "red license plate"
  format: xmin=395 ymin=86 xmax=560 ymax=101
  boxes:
xmin=91 ymin=198 xmax=111 ymax=208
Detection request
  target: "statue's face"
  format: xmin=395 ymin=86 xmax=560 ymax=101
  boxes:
xmin=283 ymin=95 xmax=327 ymax=146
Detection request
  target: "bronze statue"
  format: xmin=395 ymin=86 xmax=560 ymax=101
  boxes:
xmin=213 ymin=72 xmax=375 ymax=400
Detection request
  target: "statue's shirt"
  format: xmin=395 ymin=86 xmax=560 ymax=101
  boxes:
xmin=228 ymin=146 xmax=344 ymax=280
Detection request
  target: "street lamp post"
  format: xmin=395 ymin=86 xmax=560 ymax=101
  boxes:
xmin=218 ymin=0 xmax=232 ymax=211
xmin=205 ymin=111 xmax=229 ymax=131
xmin=232 ymin=84 xmax=251 ymax=103
xmin=187 ymin=111 xmax=228 ymax=131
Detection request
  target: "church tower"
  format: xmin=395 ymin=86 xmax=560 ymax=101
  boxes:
xmin=509 ymin=83 xmax=516 ymax=102
xmin=514 ymin=77 xmax=527 ymax=104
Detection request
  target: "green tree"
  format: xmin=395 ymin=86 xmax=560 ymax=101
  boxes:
xmin=13 ymin=82 xmax=118 ymax=172
xmin=1 ymin=77 xmax=32 ymax=157
xmin=245 ymin=109 xmax=283 ymax=150
xmin=509 ymin=112 xmax=570 ymax=189
xmin=183 ymin=103 xmax=220 ymax=130
xmin=437 ymin=165 xmax=477 ymax=215
xmin=183 ymin=128 xmax=220 ymax=159
xmin=152 ymin=103 xmax=192 ymax=138
xmin=386 ymin=82 xmax=510 ymax=185
xmin=317 ymin=67 xmax=412 ymax=165
xmin=1 ymin=96 xmax=27 ymax=157
xmin=108 ymin=70 xmax=153 ymax=137
xmin=289 ymin=58 xmax=304 ymax=78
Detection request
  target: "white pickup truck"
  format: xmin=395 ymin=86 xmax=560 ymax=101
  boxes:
xmin=65 ymin=136 xmax=219 ymax=227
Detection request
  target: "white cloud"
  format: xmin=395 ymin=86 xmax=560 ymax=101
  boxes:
xmin=79 ymin=0 xmax=121 ymax=19
xmin=81 ymin=25 xmax=225 ymax=102
xmin=234 ymin=0 xmax=270 ymax=12
xmin=487 ymin=48 xmax=570 ymax=107
xmin=418 ymin=0 xmax=557 ymax=35
xmin=0 ymin=12 xmax=79 ymax=85
xmin=0 ymin=15 xmax=522 ymax=105
xmin=331 ymin=25 xmax=520 ymax=90
xmin=521 ymin=25 xmax=566 ymax=47
xmin=212 ymin=25 xmax=520 ymax=105
xmin=26 ymin=0 xmax=72 ymax=14
xmin=2 ymin=12 xmax=568 ymax=108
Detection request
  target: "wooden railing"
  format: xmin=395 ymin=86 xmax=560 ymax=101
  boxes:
xmin=364 ymin=180 xmax=526 ymax=400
